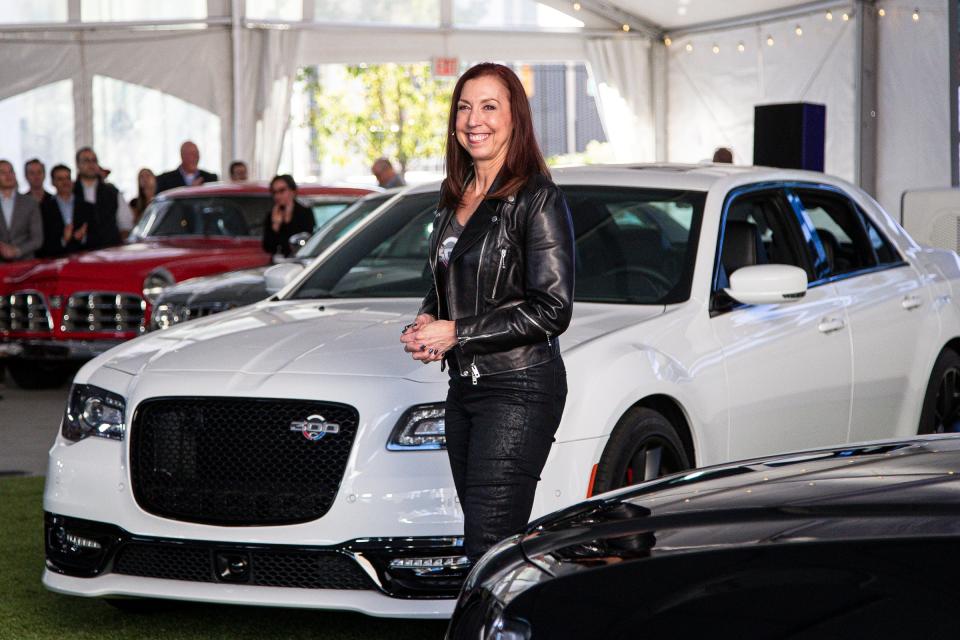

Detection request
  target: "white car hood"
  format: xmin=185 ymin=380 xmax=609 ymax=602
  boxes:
xmin=103 ymin=299 xmax=665 ymax=382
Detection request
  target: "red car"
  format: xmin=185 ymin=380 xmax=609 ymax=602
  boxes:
xmin=0 ymin=182 xmax=372 ymax=388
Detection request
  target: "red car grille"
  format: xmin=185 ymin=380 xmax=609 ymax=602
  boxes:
xmin=0 ymin=290 xmax=53 ymax=332
xmin=61 ymin=292 xmax=146 ymax=333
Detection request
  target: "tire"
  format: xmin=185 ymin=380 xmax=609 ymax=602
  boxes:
xmin=918 ymin=348 xmax=960 ymax=435
xmin=591 ymin=407 xmax=692 ymax=495
xmin=6 ymin=361 xmax=72 ymax=390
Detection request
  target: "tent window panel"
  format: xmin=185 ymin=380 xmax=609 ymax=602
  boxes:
xmin=0 ymin=80 xmax=74 ymax=189
xmin=246 ymin=0 xmax=302 ymax=21
xmin=92 ymin=76 xmax=221 ymax=197
xmin=454 ymin=0 xmax=582 ymax=28
xmin=312 ymin=0 xmax=439 ymax=26
xmin=0 ymin=0 xmax=67 ymax=23
xmin=81 ymin=0 xmax=205 ymax=22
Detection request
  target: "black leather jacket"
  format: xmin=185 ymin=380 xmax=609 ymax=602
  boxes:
xmin=419 ymin=173 xmax=575 ymax=382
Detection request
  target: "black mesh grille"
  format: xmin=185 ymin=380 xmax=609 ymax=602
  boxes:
xmin=0 ymin=290 xmax=52 ymax=331
xmin=130 ymin=397 xmax=359 ymax=525
xmin=113 ymin=543 xmax=374 ymax=590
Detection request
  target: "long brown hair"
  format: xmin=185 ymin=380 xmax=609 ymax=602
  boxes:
xmin=440 ymin=63 xmax=549 ymax=210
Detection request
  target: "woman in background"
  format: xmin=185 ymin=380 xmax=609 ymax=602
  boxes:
xmin=130 ymin=168 xmax=157 ymax=228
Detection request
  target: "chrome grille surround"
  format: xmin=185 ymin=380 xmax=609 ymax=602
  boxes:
xmin=0 ymin=290 xmax=53 ymax=332
xmin=61 ymin=291 xmax=147 ymax=333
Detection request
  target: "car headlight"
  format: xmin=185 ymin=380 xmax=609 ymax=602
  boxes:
xmin=151 ymin=302 xmax=185 ymax=330
xmin=62 ymin=384 xmax=126 ymax=442
xmin=387 ymin=403 xmax=446 ymax=450
xmin=142 ymin=270 xmax=174 ymax=303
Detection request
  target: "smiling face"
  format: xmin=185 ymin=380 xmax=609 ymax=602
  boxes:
xmin=455 ymin=75 xmax=513 ymax=169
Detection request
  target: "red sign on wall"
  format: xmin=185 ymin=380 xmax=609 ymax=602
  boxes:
xmin=432 ymin=56 xmax=459 ymax=78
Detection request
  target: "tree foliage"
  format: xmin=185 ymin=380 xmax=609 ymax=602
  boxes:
xmin=302 ymin=64 xmax=454 ymax=177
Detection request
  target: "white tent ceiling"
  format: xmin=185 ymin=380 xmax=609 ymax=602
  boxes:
xmin=606 ymin=0 xmax=823 ymax=30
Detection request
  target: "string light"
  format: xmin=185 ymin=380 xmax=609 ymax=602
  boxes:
xmin=737 ymin=41 xmax=745 ymax=52
xmin=842 ymin=12 xmax=850 ymax=21
xmin=766 ymin=34 xmax=775 ymax=47
xmin=825 ymin=10 xmax=833 ymax=20
xmin=622 ymin=23 xmax=630 ymax=31
xmin=795 ymin=25 xmax=803 ymax=36
xmin=572 ymin=1 xmax=581 ymax=10
xmin=913 ymin=8 xmax=920 ymax=21
xmin=663 ymin=36 xmax=672 ymax=46
xmin=878 ymin=7 xmax=885 ymax=17
xmin=712 ymin=44 xmax=720 ymax=54
xmin=685 ymin=42 xmax=693 ymax=52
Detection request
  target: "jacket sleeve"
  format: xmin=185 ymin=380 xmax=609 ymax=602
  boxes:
xmin=20 ymin=199 xmax=44 ymax=258
xmin=454 ymin=184 xmax=575 ymax=355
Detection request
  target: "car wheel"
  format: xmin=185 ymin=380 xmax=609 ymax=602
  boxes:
xmin=591 ymin=407 xmax=691 ymax=495
xmin=7 ymin=361 xmax=71 ymax=390
xmin=919 ymin=348 xmax=960 ymax=434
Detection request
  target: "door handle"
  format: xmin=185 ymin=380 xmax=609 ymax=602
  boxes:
xmin=818 ymin=317 xmax=845 ymax=334
xmin=902 ymin=295 xmax=923 ymax=311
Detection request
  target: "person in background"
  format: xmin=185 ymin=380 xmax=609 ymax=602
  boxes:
xmin=129 ymin=168 xmax=157 ymax=228
xmin=24 ymin=158 xmax=53 ymax=207
xmin=261 ymin=174 xmax=314 ymax=258
xmin=371 ymin=157 xmax=405 ymax=189
xmin=712 ymin=147 xmax=734 ymax=163
xmin=0 ymin=159 xmax=43 ymax=261
xmin=229 ymin=161 xmax=248 ymax=182
xmin=73 ymin=147 xmax=132 ymax=249
xmin=37 ymin=164 xmax=91 ymax=258
xmin=156 ymin=141 xmax=218 ymax=193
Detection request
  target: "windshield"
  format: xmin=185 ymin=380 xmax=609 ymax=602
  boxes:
xmin=289 ymin=187 xmax=705 ymax=305
xmin=296 ymin=193 xmax=394 ymax=259
xmin=131 ymin=196 xmax=271 ymax=240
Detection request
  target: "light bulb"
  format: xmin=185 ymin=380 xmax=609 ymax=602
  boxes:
xmin=712 ymin=44 xmax=720 ymax=54
xmin=795 ymin=25 xmax=803 ymax=36
xmin=685 ymin=42 xmax=693 ymax=52
xmin=737 ymin=41 xmax=745 ymax=52
xmin=622 ymin=23 xmax=630 ymax=31
xmin=664 ymin=36 xmax=673 ymax=46
xmin=572 ymin=2 xmax=581 ymax=10
xmin=878 ymin=8 xmax=885 ymax=17
xmin=825 ymin=10 xmax=833 ymax=20
xmin=766 ymin=35 xmax=774 ymax=46
xmin=913 ymin=8 xmax=920 ymax=21
xmin=842 ymin=12 xmax=850 ymax=21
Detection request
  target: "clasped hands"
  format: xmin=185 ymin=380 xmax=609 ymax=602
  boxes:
xmin=270 ymin=203 xmax=293 ymax=232
xmin=400 ymin=314 xmax=457 ymax=363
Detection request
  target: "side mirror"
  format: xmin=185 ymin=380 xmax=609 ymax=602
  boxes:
xmin=264 ymin=262 xmax=305 ymax=295
xmin=288 ymin=232 xmax=312 ymax=256
xmin=724 ymin=264 xmax=807 ymax=305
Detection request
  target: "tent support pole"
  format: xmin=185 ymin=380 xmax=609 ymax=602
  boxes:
xmin=855 ymin=1 xmax=877 ymax=195
xmin=950 ymin=0 xmax=959 ymax=187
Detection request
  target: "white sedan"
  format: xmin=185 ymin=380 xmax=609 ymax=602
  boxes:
xmin=42 ymin=164 xmax=960 ymax=618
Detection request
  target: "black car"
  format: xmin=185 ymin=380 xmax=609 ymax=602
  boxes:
xmin=447 ymin=436 xmax=960 ymax=639
xmin=149 ymin=190 xmax=395 ymax=329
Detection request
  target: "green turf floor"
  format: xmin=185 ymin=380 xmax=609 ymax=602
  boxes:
xmin=0 ymin=476 xmax=447 ymax=640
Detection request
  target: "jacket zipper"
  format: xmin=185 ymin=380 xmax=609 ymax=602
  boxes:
xmin=518 ymin=307 xmax=552 ymax=346
xmin=469 ymin=222 xmax=493 ymax=385
xmin=491 ymin=248 xmax=507 ymax=299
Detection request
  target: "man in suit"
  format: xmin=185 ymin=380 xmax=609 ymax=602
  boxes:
xmin=0 ymin=159 xmax=42 ymax=261
xmin=156 ymin=141 xmax=219 ymax=193
xmin=24 ymin=158 xmax=54 ymax=207
xmin=74 ymin=147 xmax=132 ymax=250
xmin=37 ymin=165 xmax=91 ymax=258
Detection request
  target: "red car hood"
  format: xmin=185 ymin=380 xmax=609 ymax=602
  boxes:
xmin=2 ymin=238 xmax=259 ymax=288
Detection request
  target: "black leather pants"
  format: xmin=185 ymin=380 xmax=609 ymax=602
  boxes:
xmin=445 ymin=357 xmax=567 ymax=561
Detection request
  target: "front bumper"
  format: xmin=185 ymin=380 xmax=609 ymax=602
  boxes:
xmin=1 ymin=338 xmax=124 ymax=361
xmin=44 ymin=512 xmax=466 ymax=617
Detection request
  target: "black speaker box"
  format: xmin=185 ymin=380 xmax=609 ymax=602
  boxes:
xmin=753 ymin=102 xmax=826 ymax=171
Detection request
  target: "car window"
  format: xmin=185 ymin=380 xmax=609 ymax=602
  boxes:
xmin=791 ymin=188 xmax=878 ymax=279
xmin=290 ymin=187 xmax=707 ymax=305
xmin=131 ymin=196 xmax=271 ymax=239
xmin=297 ymin=193 xmax=393 ymax=259
xmin=859 ymin=206 xmax=901 ymax=265
xmin=309 ymin=202 xmax=351 ymax=229
xmin=715 ymin=189 xmax=811 ymax=292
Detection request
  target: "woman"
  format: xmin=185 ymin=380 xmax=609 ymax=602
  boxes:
xmin=129 ymin=168 xmax=157 ymax=228
xmin=400 ymin=63 xmax=575 ymax=562
xmin=261 ymin=174 xmax=314 ymax=257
